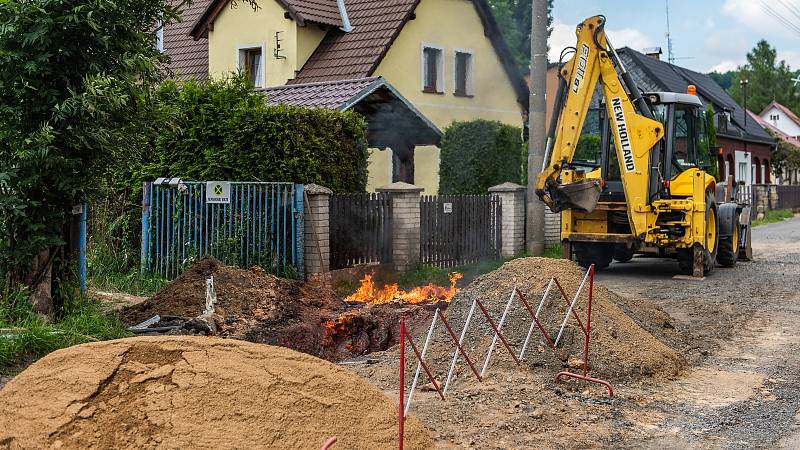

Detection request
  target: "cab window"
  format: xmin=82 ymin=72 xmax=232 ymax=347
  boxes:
xmin=671 ymin=105 xmax=697 ymax=178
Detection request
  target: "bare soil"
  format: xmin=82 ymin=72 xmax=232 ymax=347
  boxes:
xmin=347 ymin=219 xmax=800 ymax=448
xmin=0 ymin=336 xmax=433 ymax=450
xmin=119 ymin=258 xmax=433 ymax=362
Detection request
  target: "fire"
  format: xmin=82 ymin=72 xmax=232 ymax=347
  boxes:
xmin=345 ymin=272 xmax=463 ymax=305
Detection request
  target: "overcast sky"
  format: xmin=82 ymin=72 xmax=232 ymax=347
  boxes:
xmin=550 ymin=0 xmax=800 ymax=74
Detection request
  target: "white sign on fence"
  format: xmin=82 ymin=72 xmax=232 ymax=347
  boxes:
xmin=206 ymin=181 xmax=231 ymax=204
xmin=443 ymin=202 xmax=453 ymax=214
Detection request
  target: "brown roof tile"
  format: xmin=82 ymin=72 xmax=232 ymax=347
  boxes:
xmin=284 ymin=0 xmax=343 ymax=27
xmin=164 ymin=0 xmax=211 ymax=80
xmin=289 ymin=0 xmax=419 ymax=84
xmin=261 ymin=77 xmax=380 ymax=109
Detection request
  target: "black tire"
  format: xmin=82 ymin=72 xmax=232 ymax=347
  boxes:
xmin=613 ymin=245 xmax=634 ymax=263
xmin=704 ymin=191 xmax=720 ymax=275
xmin=574 ymin=243 xmax=613 ymax=270
xmin=677 ymin=191 xmax=719 ymax=276
xmin=716 ymin=204 xmax=740 ymax=267
xmin=739 ymin=224 xmax=753 ymax=261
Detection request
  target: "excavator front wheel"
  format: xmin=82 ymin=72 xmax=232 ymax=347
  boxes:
xmin=678 ymin=191 xmax=719 ymax=277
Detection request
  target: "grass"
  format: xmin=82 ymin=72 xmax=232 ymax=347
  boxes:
xmin=0 ymin=287 xmax=131 ymax=374
xmin=87 ymin=239 xmax=168 ymax=297
xmin=752 ymin=209 xmax=795 ymax=227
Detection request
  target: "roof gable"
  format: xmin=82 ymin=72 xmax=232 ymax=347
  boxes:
xmin=760 ymin=101 xmax=800 ymax=128
xmin=289 ymin=0 xmax=529 ymax=108
xmin=191 ymin=0 xmax=342 ymax=39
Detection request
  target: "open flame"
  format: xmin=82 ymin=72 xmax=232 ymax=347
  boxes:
xmin=345 ymin=272 xmax=463 ymax=305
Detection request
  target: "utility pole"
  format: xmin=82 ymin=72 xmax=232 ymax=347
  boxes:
xmin=740 ymin=78 xmax=749 ymax=126
xmin=526 ymin=0 xmax=548 ymax=256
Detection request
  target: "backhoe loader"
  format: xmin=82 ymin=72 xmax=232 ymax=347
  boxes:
xmin=537 ymin=15 xmax=751 ymax=277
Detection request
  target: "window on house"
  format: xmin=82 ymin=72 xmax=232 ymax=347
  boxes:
xmin=239 ymin=47 xmax=264 ymax=88
xmin=454 ymin=51 xmax=473 ymax=97
xmin=422 ymin=46 xmax=444 ymax=93
xmin=739 ymin=162 xmax=747 ymax=182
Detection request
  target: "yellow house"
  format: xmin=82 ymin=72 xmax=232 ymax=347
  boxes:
xmin=189 ymin=0 xmax=528 ymax=194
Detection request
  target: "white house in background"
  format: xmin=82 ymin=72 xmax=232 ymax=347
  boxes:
xmin=760 ymin=101 xmax=800 ymax=138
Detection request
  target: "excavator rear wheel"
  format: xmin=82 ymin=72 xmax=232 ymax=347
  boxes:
xmin=574 ymin=243 xmax=613 ymax=271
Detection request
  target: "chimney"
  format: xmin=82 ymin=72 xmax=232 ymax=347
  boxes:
xmin=337 ymin=0 xmax=353 ymax=32
xmin=643 ymin=47 xmax=663 ymax=60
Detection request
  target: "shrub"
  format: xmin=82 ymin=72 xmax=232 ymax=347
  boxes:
xmin=439 ymin=120 xmax=524 ymax=194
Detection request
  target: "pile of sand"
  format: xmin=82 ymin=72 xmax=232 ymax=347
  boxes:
xmin=119 ymin=258 xmax=432 ymax=361
xmin=0 ymin=336 xmax=433 ymax=449
xmin=405 ymin=258 xmax=686 ymax=383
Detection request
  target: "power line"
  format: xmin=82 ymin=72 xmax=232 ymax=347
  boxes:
xmin=759 ymin=0 xmax=800 ymax=38
xmin=776 ymin=0 xmax=800 ymax=22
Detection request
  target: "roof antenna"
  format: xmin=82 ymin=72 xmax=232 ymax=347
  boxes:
xmin=665 ymin=0 xmax=674 ymax=64
xmin=337 ymin=0 xmax=353 ymax=32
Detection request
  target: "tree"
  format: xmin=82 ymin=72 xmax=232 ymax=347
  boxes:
xmin=708 ymin=70 xmax=736 ymax=91
xmin=0 ymin=0 xmax=180 ymax=312
xmin=487 ymin=0 xmax=553 ymax=69
xmin=729 ymin=40 xmax=799 ymax=113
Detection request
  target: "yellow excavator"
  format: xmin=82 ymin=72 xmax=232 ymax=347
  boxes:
xmin=537 ymin=15 xmax=751 ymax=277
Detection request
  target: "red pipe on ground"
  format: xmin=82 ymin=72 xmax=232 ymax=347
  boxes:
xmin=399 ymin=318 xmax=405 ymax=450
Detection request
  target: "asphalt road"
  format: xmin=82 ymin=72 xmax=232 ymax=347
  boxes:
xmin=597 ymin=215 xmax=800 ymax=449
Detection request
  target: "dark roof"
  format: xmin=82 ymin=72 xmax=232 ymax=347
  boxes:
xmin=261 ymin=77 xmax=441 ymax=147
xmin=760 ymin=100 xmax=800 ymax=128
xmin=261 ymin=77 xmax=380 ymax=109
xmin=618 ymin=47 xmax=774 ymax=145
xmin=191 ymin=0 xmax=342 ymax=38
xmin=290 ymin=0 xmax=529 ymax=109
xmin=164 ymin=0 xmax=211 ymax=80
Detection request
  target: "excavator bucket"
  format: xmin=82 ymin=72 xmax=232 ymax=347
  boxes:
xmin=546 ymin=180 xmax=602 ymax=213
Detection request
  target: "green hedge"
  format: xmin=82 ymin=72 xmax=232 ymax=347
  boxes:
xmin=438 ymin=120 xmax=524 ymax=194
xmin=133 ymin=77 xmax=369 ymax=192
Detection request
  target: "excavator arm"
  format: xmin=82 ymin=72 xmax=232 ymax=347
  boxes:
xmin=536 ymin=16 xmax=665 ymax=239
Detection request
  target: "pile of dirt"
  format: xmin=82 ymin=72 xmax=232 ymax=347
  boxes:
xmin=0 ymin=336 xmax=432 ymax=449
xmin=387 ymin=258 xmax=687 ymax=384
xmin=119 ymin=258 xmax=432 ymax=361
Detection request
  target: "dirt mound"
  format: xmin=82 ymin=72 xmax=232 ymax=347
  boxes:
xmin=408 ymin=258 xmax=686 ymax=383
xmin=0 ymin=336 xmax=432 ymax=450
xmin=119 ymin=258 xmax=432 ymax=361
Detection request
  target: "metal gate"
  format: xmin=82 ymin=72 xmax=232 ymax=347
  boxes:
xmin=141 ymin=181 xmax=304 ymax=279
xmin=420 ymin=195 xmax=502 ymax=268
xmin=329 ymin=192 xmax=392 ymax=269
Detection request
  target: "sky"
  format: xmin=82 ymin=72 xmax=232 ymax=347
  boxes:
xmin=549 ymin=0 xmax=800 ymax=74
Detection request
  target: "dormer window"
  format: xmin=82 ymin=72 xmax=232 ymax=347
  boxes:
xmin=239 ymin=45 xmax=265 ymax=88
xmin=422 ymin=45 xmax=444 ymax=94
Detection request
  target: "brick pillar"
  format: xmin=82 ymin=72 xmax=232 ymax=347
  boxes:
xmin=489 ymin=182 xmax=527 ymax=258
xmin=304 ymin=183 xmax=332 ymax=282
xmin=377 ymin=182 xmax=423 ymax=272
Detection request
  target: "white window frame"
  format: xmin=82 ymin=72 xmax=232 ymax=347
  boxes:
xmin=237 ymin=43 xmax=267 ymax=88
xmin=420 ymin=43 xmax=445 ymax=94
xmin=452 ymin=48 xmax=474 ymax=97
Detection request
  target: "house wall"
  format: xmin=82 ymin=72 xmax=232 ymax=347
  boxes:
xmin=717 ymin=137 xmax=772 ymax=186
xmin=373 ymin=0 xmax=525 ymax=194
xmin=366 ymin=149 xmax=393 ymax=192
xmin=761 ymin=106 xmax=800 ymax=137
xmin=207 ymin=1 xmax=327 ymax=87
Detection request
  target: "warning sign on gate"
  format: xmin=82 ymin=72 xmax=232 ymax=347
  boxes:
xmin=206 ymin=181 xmax=231 ymax=204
